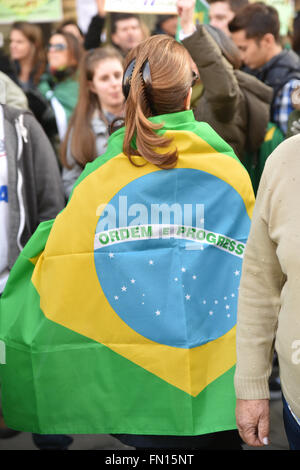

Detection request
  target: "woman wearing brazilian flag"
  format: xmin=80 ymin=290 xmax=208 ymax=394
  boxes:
xmin=0 ymin=35 xmax=255 ymax=449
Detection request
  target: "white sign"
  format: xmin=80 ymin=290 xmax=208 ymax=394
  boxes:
xmin=76 ymin=0 xmax=98 ymax=34
xmin=104 ymin=0 xmax=178 ymax=14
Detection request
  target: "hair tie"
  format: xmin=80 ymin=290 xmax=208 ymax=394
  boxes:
xmin=122 ymin=58 xmax=136 ymax=99
xmin=141 ymin=59 xmax=152 ymax=87
xmin=140 ymin=59 xmax=156 ymax=115
xmin=122 ymin=58 xmax=153 ymax=99
xmin=122 ymin=57 xmax=156 ymax=114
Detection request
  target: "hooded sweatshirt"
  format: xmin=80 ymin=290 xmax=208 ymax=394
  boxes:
xmin=2 ymin=105 xmax=65 ymax=276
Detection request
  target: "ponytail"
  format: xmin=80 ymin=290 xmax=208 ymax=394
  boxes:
xmin=122 ymin=36 xmax=192 ymax=170
xmin=123 ymin=62 xmax=177 ymax=169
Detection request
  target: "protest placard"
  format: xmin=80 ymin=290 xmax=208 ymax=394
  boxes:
xmin=0 ymin=0 xmax=62 ymax=23
xmin=76 ymin=0 xmax=98 ymax=34
xmin=104 ymin=0 xmax=178 ymax=14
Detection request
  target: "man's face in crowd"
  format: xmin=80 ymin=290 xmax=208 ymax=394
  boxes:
xmin=209 ymin=2 xmax=235 ymax=36
xmin=231 ymin=29 xmax=269 ymax=69
xmin=112 ymin=18 xmax=143 ymax=54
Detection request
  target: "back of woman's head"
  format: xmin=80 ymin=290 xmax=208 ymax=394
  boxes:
xmin=11 ymin=21 xmax=46 ymax=83
xmin=123 ymin=34 xmax=193 ymax=169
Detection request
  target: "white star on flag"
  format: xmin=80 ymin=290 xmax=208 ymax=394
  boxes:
xmin=209 ymin=311 xmax=213 ymax=315
xmin=234 ymin=270 xmax=240 ymax=276
xmin=130 ymin=279 xmax=136 ymax=284
xmin=181 ymin=267 xmax=186 ymax=272
xmin=185 ymin=294 xmax=191 ymax=300
xmin=121 ymin=286 xmax=127 ymax=292
xmin=149 ymin=260 xmax=154 ymax=265
xmin=225 ymin=305 xmax=230 ymax=310
xmin=155 ymin=310 xmax=161 ymax=316
xmin=231 ymin=293 xmax=235 ymax=297
xmin=108 ymin=253 xmax=114 ymax=258
xmin=174 ymin=277 xmax=178 ymax=281
xmin=114 ymin=296 xmax=119 ymax=300
xmin=192 ymin=275 xmax=197 ymax=280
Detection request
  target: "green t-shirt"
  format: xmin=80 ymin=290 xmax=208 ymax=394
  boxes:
xmin=244 ymin=122 xmax=285 ymax=195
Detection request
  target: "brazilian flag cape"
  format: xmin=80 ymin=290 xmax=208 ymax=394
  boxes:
xmin=0 ymin=110 xmax=255 ymax=435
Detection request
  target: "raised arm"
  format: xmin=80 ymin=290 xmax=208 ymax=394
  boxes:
xmin=177 ymin=0 xmax=239 ymax=122
xmin=84 ymin=0 xmax=106 ymax=50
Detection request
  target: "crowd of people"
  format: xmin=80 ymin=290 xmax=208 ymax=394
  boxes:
xmin=0 ymin=0 xmax=300 ymax=451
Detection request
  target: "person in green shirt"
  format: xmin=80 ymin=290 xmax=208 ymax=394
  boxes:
xmin=38 ymin=31 xmax=83 ymax=146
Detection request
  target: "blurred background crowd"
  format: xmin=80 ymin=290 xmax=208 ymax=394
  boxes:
xmin=1 ymin=0 xmax=300 ymax=197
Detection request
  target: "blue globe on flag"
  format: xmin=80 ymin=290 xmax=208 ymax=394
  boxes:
xmin=94 ymin=169 xmax=249 ymax=349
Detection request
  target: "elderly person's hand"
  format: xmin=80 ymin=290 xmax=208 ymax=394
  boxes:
xmin=290 ymin=118 xmax=300 ymax=136
xmin=236 ymin=399 xmax=270 ymax=447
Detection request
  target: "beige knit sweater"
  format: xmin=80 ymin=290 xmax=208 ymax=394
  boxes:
xmin=235 ymin=134 xmax=300 ymax=419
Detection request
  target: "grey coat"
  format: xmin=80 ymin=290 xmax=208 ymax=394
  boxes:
xmin=3 ymin=105 xmax=65 ymax=268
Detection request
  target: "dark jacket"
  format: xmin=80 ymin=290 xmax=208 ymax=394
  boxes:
xmin=0 ymin=51 xmax=17 ymax=83
xmin=3 ymin=105 xmax=65 ymax=268
xmin=243 ymin=49 xmax=300 ymax=116
xmin=84 ymin=14 xmax=106 ymax=50
xmin=182 ymin=26 xmax=273 ymax=160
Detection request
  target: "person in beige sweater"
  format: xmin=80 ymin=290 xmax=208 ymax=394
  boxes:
xmin=235 ymin=134 xmax=300 ymax=449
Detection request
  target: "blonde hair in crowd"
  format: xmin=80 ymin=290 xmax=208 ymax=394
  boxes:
xmin=123 ymin=35 xmax=193 ymax=169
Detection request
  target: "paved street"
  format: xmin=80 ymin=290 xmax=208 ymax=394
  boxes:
xmin=0 ymin=398 xmax=289 ymax=451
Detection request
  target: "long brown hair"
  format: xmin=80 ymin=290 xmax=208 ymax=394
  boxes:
xmin=10 ymin=21 xmax=46 ymax=84
xmin=61 ymin=46 xmax=123 ymax=168
xmin=123 ymin=35 xmax=193 ymax=169
xmin=49 ymin=30 xmax=83 ymax=72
